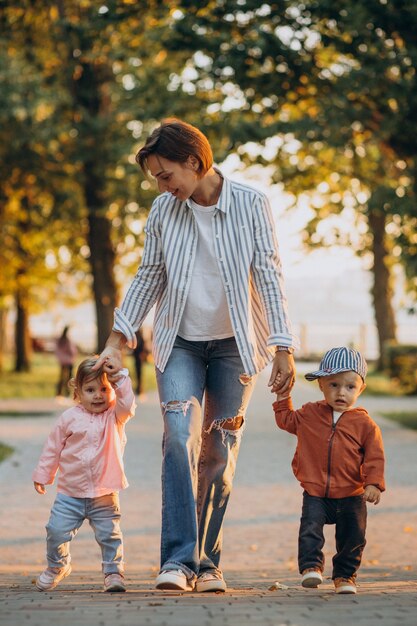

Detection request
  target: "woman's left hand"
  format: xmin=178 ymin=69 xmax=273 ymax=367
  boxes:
xmin=268 ymin=351 xmax=296 ymax=394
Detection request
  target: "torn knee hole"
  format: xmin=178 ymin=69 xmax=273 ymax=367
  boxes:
xmin=161 ymin=400 xmax=191 ymax=416
xmin=219 ymin=415 xmax=244 ymax=430
xmin=208 ymin=415 xmax=244 ymax=433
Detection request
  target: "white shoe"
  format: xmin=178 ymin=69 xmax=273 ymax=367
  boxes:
xmin=196 ymin=571 xmax=227 ymax=592
xmin=36 ymin=564 xmax=72 ymax=591
xmin=155 ymin=569 xmax=194 ymax=591
xmin=301 ymin=568 xmax=323 ymax=588
xmin=104 ymin=573 xmax=126 ymax=592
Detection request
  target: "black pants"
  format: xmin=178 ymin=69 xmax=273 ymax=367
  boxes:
xmin=298 ymin=492 xmax=367 ymax=579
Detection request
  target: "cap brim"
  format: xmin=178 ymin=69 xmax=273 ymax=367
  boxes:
xmin=304 ymin=370 xmax=323 ymax=381
xmin=304 ymin=367 xmax=355 ymax=381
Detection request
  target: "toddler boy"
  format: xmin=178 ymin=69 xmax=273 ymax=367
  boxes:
xmin=274 ymin=347 xmax=385 ymax=594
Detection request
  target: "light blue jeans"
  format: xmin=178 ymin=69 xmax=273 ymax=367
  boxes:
xmin=156 ymin=335 xmax=257 ymax=583
xmin=45 ymin=492 xmax=124 ymax=574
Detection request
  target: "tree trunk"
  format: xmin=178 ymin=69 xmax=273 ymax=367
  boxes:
xmin=14 ymin=290 xmax=31 ymax=372
xmin=0 ymin=306 xmax=7 ymax=373
xmin=85 ymin=165 xmax=118 ymax=353
xmin=369 ymin=209 xmax=397 ymax=370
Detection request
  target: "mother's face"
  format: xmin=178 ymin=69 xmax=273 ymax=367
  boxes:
xmin=147 ymin=154 xmax=200 ymax=202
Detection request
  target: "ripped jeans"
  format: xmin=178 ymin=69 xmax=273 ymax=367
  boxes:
xmin=156 ymin=335 xmax=257 ymax=582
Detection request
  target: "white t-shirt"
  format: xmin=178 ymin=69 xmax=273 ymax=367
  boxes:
xmin=333 ymin=410 xmax=343 ymax=423
xmin=178 ymin=199 xmax=234 ymax=341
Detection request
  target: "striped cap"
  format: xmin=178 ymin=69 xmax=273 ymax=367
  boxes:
xmin=305 ymin=347 xmax=367 ymax=381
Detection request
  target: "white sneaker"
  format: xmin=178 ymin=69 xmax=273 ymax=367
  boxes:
xmin=196 ymin=571 xmax=227 ymax=593
xmin=155 ymin=569 xmax=194 ymax=591
xmin=36 ymin=564 xmax=72 ymax=591
xmin=301 ymin=568 xmax=323 ymax=588
xmin=104 ymin=573 xmax=126 ymax=592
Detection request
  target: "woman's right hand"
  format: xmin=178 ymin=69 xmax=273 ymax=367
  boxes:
xmin=92 ymin=346 xmax=123 ymax=373
xmin=34 ymin=482 xmax=46 ymax=494
xmin=92 ymin=331 xmax=127 ymax=372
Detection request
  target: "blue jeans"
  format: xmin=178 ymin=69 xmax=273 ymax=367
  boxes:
xmin=156 ymin=335 xmax=257 ymax=582
xmin=45 ymin=492 xmax=124 ymax=574
xmin=298 ymin=492 xmax=367 ymax=579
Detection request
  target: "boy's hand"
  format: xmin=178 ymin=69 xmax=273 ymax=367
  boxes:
xmin=275 ymin=394 xmax=291 ymax=402
xmin=268 ymin=351 xmax=295 ymax=394
xmin=34 ymin=482 xmax=46 ymax=495
xmin=364 ymin=485 xmax=381 ymax=505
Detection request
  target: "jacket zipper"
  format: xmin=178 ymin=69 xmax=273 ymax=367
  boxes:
xmin=324 ymin=414 xmax=337 ymax=497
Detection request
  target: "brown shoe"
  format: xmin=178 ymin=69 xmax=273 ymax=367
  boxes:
xmin=334 ymin=577 xmax=357 ymax=594
xmin=301 ymin=567 xmax=323 ymax=588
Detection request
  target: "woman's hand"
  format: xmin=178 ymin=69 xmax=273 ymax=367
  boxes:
xmin=93 ymin=346 xmax=123 ymax=374
xmin=92 ymin=331 xmax=126 ymax=372
xmin=34 ymin=482 xmax=46 ymax=494
xmin=268 ymin=351 xmax=296 ymax=394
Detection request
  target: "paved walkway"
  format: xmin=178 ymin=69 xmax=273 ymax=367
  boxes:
xmin=1 ymin=366 xmax=417 ymax=626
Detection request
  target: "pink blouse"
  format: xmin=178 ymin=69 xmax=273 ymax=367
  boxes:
xmin=32 ymin=376 xmax=136 ymax=498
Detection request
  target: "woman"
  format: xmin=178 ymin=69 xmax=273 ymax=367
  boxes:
xmin=94 ymin=118 xmax=297 ymax=592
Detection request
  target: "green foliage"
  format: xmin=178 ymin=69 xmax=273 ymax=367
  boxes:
xmin=0 ymin=0 xmax=196 ymax=353
xmin=166 ymin=0 xmax=417 ymax=296
xmin=384 ymin=342 xmax=417 ymax=395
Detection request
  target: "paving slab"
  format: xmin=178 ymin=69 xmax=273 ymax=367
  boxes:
xmin=1 ymin=367 xmax=416 ymax=625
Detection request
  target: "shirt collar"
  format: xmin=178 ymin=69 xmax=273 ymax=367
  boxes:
xmin=185 ymin=167 xmax=230 ymax=214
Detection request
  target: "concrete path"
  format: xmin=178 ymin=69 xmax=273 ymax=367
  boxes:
xmin=1 ymin=365 xmax=417 ymax=626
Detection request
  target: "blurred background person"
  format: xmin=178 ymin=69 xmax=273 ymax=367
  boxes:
xmin=132 ymin=328 xmax=150 ymax=399
xmin=55 ymin=326 xmax=77 ymax=399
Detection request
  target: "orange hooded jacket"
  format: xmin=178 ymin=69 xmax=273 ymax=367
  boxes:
xmin=274 ymin=397 xmax=385 ymax=498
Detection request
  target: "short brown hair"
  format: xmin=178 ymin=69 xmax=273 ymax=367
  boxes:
xmin=70 ymin=357 xmax=108 ymax=400
xmin=136 ymin=118 xmax=213 ymax=176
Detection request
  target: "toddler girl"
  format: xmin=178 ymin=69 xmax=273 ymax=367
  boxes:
xmin=33 ymin=356 xmax=136 ymax=592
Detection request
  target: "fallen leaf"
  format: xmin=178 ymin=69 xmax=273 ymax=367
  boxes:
xmin=268 ymin=581 xmax=289 ymax=591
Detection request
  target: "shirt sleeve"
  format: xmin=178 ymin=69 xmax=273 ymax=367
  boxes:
xmin=362 ymin=421 xmax=386 ymax=492
xmin=273 ymin=395 xmax=303 ymax=433
xmin=251 ymin=193 xmax=299 ymax=350
xmin=32 ymin=416 xmax=69 ymax=486
xmin=113 ymin=199 xmax=167 ymax=348
xmin=113 ymin=375 xmax=137 ymax=425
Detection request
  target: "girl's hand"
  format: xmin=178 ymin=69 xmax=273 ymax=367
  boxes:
xmin=34 ymin=482 xmax=46 ymax=495
xmin=104 ymin=366 xmax=124 ymax=384
xmin=93 ymin=347 xmax=122 ymax=373
xmin=92 ymin=331 xmax=126 ymax=372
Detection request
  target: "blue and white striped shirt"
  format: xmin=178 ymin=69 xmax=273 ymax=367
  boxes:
xmin=114 ymin=170 xmax=298 ymax=375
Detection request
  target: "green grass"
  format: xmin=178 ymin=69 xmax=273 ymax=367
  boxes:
xmin=381 ymin=412 xmax=417 ymax=430
xmin=0 ymin=442 xmax=14 ymax=463
xmin=0 ymin=352 xmax=156 ymax=399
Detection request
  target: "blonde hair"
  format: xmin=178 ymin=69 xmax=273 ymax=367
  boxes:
xmin=69 ymin=357 xmax=108 ymax=401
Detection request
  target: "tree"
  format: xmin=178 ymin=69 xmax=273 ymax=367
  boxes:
xmin=160 ymin=0 xmax=417 ymax=365
xmin=0 ymin=8 xmax=88 ymax=370
xmin=1 ymin=0 xmax=195 ymax=359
